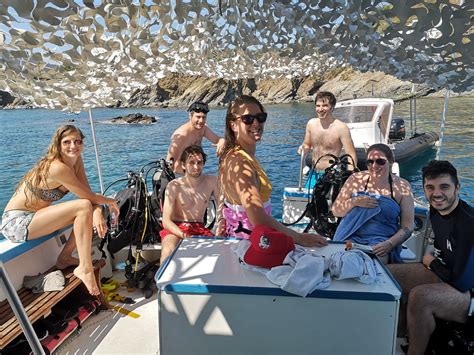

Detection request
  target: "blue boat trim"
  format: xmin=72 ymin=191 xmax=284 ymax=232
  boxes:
xmin=162 ymin=283 xmax=397 ymax=301
xmin=379 ymin=261 xmax=403 ymax=293
xmin=0 ymin=225 xmax=72 ymax=263
xmin=154 ymin=238 xmax=183 ymax=283
xmin=283 ymin=191 xmax=311 ymax=199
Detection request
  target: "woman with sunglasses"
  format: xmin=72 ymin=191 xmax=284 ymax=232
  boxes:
xmin=218 ymin=95 xmax=328 ymax=247
xmin=331 ymin=143 xmax=414 ymax=263
xmin=1 ymin=125 xmax=119 ymax=295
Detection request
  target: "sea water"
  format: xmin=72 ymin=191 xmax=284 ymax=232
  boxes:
xmin=1 ymin=97 xmax=473 ymax=218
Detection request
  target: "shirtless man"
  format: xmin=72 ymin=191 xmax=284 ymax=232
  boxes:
xmin=298 ymin=91 xmax=357 ymax=186
xmin=160 ymin=145 xmax=220 ymax=263
xmin=166 ymin=101 xmax=224 ymax=174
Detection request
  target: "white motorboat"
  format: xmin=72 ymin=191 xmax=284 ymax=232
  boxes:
xmin=333 ymin=98 xmax=439 ymax=170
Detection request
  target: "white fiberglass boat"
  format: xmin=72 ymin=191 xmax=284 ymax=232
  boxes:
xmin=334 ymin=98 xmax=439 ymax=170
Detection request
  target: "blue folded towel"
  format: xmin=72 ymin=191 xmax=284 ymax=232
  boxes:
xmin=334 ymin=191 xmax=402 ymax=263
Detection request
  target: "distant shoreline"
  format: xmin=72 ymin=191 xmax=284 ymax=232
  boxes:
xmin=2 ymin=93 xmax=473 ymax=112
xmin=2 ymin=69 xmax=473 ymax=110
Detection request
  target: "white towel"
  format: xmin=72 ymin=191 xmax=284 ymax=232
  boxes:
xmin=329 ymin=249 xmax=377 ymax=284
xmin=233 ymin=240 xmax=331 ymax=296
xmin=266 ymin=246 xmax=331 ymax=297
xmin=23 ymin=270 xmax=65 ymax=293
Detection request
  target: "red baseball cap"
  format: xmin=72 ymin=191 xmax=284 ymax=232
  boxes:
xmin=243 ymin=225 xmax=295 ymax=268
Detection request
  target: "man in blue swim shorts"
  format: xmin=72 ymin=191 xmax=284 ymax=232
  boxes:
xmin=298 ymin=91 xmax=357 ymax=189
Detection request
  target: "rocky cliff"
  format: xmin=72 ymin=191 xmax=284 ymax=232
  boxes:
xmin=0 ymin=68 xmax=457 ymax=109
xmin=117 ymin=68 xmax=437 ymax=108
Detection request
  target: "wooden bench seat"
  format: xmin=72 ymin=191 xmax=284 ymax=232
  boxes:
xmin=0 ymin=260 xmax=105 ymax=350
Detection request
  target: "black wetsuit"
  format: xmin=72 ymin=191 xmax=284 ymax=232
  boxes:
xmin=429 ymin=199 xmax=474 ymax=292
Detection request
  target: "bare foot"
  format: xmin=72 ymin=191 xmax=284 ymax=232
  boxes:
xmin=73 ymin=267 xmax=100 ymax=296
xmin=56 ymin=254 xmax=79 ymax=270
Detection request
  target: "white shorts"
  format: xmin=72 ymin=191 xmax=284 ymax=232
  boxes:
xmin=1 ymin=209 xmax=35 ymax=243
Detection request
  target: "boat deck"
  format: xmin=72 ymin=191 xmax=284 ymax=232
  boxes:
xmin=55 ymin=270 xmax=159 ymax=354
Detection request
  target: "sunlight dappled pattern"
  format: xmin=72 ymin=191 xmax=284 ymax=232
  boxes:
xmin=0 ymin=1 xmax=472 ymax=111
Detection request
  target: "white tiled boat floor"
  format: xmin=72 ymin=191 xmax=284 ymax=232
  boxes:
xmin=56 ymin=246 xmax=161 ymax=355
xmin=56 ymin=270 xmax=159 ymax=355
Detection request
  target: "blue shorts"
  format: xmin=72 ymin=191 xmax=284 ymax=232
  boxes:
xmin=304 ymin=170 xmax=325 ymax=190
xmin=1 ymin=210 xmax=35 ymax=243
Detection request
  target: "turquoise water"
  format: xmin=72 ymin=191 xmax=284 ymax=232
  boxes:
xmin=1 ymin=97 xmax=473 ymax=217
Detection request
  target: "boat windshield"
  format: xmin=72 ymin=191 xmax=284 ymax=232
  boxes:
xmin=333 ymin=105 xmax=378 ymax=124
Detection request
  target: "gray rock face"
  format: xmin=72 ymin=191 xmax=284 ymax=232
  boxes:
xmin=2 ymin=69 xmax=471 ymax=110
xmin=318 ymin=68 xmax=435 ymax=101
xmin=122 ymin=69 xmax=438 ymax=109
xmin=0 ymin=90 xmax=30 ymax=108
xmin=110 ymin=113 xmax=157 ymax=124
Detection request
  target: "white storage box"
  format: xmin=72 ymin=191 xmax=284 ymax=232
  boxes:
xmin=156 ymin=238 xmax=401 ymax=355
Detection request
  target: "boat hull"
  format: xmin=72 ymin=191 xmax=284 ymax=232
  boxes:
xmin=356 ymin=131 xmax=439 ymax=168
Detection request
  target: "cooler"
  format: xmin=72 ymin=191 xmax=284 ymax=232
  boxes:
xmin=155 ymin=238 xmax=401 ymax=355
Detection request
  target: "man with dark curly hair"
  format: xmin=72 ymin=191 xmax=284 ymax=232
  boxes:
xmin=388 ymin=160 xmax=474 ymax=355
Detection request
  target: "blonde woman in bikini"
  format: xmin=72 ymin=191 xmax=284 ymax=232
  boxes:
xmin=218 ymin=95 xmax=327 ymax=247
xmin=1 ymin=125 xmax=119 ymax=296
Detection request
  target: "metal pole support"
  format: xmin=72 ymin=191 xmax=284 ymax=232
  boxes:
xmin=88 ymin=108 xmax=105 ymax=194
xmin=0 ymin=261 xmax=45 ymax=354
xmin=298 ymin=151 xmax=305 ymax=191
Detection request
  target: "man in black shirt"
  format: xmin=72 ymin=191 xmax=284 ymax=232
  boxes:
xmin=388 ymin=160 xmax=473 ymax=355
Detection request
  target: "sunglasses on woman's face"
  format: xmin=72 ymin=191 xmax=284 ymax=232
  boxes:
xmin=62 ymin=139 xmax=83 ymax=146
xmin=366 ymin=158 xmax=387 ymax=166
xmin=237 ymin=112 xmax=267 ymax=125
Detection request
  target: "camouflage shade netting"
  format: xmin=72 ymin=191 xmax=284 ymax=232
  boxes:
xmin=0 ymin=0 xmax=472 ymax=111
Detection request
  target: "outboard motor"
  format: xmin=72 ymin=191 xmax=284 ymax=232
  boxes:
xmin=389 ymin=118 xmax=406 ymax=141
